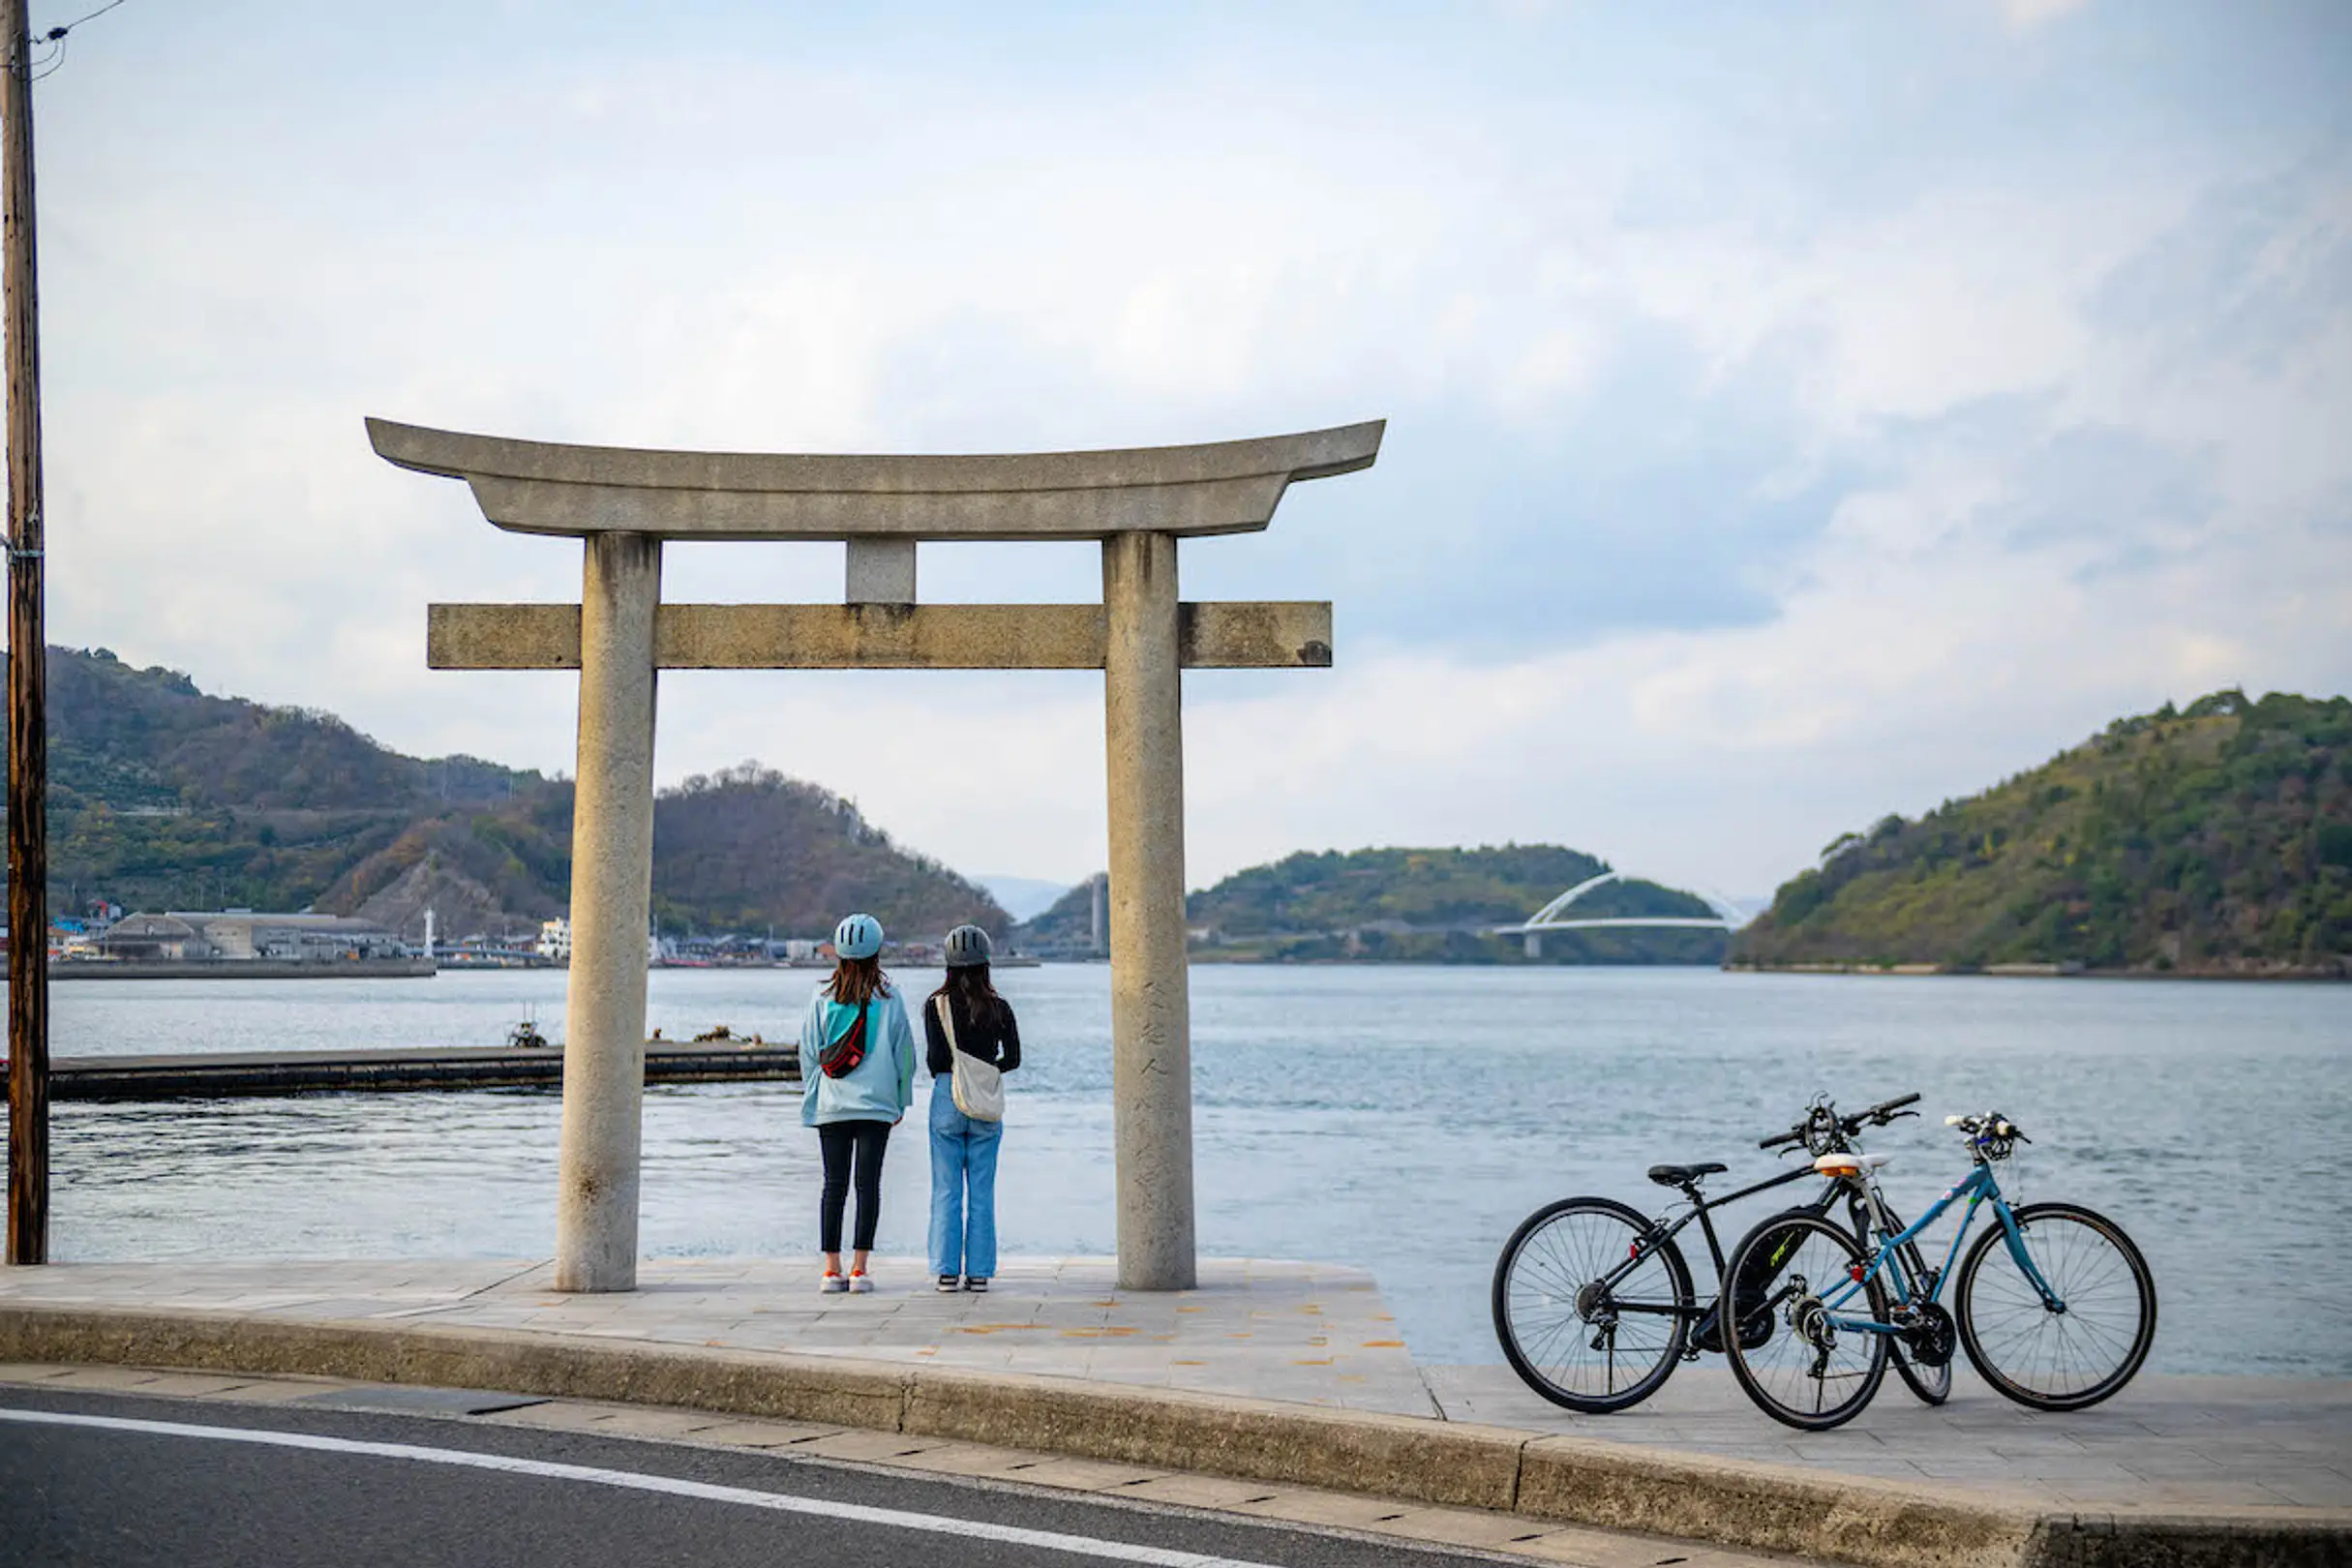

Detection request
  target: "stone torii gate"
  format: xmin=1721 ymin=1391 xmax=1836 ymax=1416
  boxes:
xmin=370 ymin=415 xmax=1384 ymax=1294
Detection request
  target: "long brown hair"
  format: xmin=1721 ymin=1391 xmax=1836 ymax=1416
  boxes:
xmin=827 ymin=953 xmax=891 ymax=1006
xmin=928 ymin=964 xmax=1005 ymax=1026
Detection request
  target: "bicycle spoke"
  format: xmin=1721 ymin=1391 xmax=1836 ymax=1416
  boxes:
xmin=1959 ymin=1207 xmax=2152 ymax=1409
xmin=1497 ymin=1202 xmax=1686 ymax=1408
xmin=1723 ymin=1217 xmax=1886 ymax=1431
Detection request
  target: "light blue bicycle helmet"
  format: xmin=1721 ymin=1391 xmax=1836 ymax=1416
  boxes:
xmin=832 ymin=913 xmax=884 ymax=960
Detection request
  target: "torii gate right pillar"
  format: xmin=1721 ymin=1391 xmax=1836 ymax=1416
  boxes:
xmin=1102 ymin=530 xmax=1194 ymax=1289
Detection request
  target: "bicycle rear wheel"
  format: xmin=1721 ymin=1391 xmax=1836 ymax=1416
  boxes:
xmin=1956 ymin=1202 xmax=2155 ymax=1411
xmin=1721 ymin=1213 xmax=1890 ymax=1432
xmin=1891 ymin=1337 xmax=1952 ymax=1404
xmin=1858 ymin=1202 xmax=1952 ymax=1406
xmin=1493 ymin=1196 xmax=1693 ymax=1413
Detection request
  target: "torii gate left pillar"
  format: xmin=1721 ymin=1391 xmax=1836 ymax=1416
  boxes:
xmin=373 ymin=416 xmax=1383 ymax=1293
xmin=562 ymin=531 xmax=661 ymax=1289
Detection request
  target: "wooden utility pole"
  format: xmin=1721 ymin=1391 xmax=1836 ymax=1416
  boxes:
xmin=4 ymin=0 xmax=49 ymax=1266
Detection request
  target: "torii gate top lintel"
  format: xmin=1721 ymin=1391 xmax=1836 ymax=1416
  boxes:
xmin=366 ymin=415 xmax=1384 ymax=542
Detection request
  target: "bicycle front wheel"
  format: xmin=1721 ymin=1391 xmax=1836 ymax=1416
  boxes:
xmin=1720 ymin=1212 xmax=1889 ymax=1432
xmin=1956 ymin=1201 xmax=2156 ymax=1411
xmin=1492 ymin=1196 xmax=1693 ymax=1413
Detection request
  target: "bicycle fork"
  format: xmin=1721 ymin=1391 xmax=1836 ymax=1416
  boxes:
xmin=1992 ymin=1200 xmax=2068 ymax=1314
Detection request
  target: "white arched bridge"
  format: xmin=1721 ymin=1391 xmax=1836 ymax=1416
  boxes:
xmin=1492 ymin=869 xmax=1748 ymax=956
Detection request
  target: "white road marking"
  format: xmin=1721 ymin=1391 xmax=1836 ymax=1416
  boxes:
xmin=0 ymin=1406 xmax=1284 ymax=1568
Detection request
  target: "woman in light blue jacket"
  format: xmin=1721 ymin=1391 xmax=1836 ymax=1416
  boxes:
xmin=799 ymin=913 xmax=917 ymax=1293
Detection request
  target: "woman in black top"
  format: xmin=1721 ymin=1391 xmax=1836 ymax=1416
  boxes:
xmin=924 ymin=924 xmax=1020 ymax=1292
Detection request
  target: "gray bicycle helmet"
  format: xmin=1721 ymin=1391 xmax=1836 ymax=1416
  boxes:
xmin=832 ymin=913 xmax=884 ymax=960
xmin=943 ymin=924 xmax=992 ymax=968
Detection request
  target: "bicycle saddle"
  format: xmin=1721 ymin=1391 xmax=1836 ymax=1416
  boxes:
xmin=1646 ymin=1161 xmax=1728 ymax=1188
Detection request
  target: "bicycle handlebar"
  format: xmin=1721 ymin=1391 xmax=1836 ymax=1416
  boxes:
xmin=1946 ymin=1111 xmax=2031 ymax=1142
xmin=1758 ymin=1091 xmax=1922 ymax=1150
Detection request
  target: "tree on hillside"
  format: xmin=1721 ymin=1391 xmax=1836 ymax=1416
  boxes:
xmin=1013 ymin=845 xmax=1728 ymax=964
xmin=1734 ymin=692 xmax=2352 ymax=974
xmin=34 ymin=650 xmax=1010 ymax=938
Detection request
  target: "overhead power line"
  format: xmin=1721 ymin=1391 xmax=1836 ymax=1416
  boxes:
xmin=15 ymin=0 xmax=128 ymax=82
xmin=39 ymin=0 xmax=127 ymax=44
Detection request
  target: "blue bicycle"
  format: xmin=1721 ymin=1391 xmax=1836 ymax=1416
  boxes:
xmin=1720 ymin=1110 xmax=2157 ymax=1431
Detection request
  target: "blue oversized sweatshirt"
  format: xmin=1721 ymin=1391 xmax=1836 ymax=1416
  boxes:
xmin=799 ymin=980 xmax=917 ymax=1126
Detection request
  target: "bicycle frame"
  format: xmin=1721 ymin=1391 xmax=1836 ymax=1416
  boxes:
xmin=1601 ymin=1161 xmax=1825 ymax=1321
xmin=1818 ymin=1161 xmax=2065 ymax=1332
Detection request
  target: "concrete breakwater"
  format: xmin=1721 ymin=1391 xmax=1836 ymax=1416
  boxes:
xmin=53 ymin=958 xmax=439 ymax=980
xmin=44 ymin=1040 xmax=799 ymax=1101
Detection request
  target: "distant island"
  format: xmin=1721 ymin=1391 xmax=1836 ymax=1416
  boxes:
xmin=34 ymin=648 xmax=1007 ymax=947
xmin=1730 ymin=690 xmax=2351 ymax=979
xmin=47 ymin=648 xmax=2337 ymax=979
xmin=1019 ymin=845 xmax=1729 ymax=965
xmin=28 ymin=648 xmax=1731 ymax=968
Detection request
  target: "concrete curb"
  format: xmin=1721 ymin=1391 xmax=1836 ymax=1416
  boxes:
xmin=2 ymin=1304 xmax=2342 ymax=1568
xmin=1517 ymin=1433 xmax=2038 ymax=1566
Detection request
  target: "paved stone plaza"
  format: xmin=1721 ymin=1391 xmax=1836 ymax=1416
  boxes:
xmin=2 ymin=1254 xmax=2344 ymax=1515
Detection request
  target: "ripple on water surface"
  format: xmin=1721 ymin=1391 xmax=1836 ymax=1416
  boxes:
xmin=16 ymin=965 xmax=2349 ymax=1373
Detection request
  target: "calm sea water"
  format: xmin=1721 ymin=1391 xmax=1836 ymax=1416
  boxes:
xmin=11 ymin=966 xmax=2347 ymax=1374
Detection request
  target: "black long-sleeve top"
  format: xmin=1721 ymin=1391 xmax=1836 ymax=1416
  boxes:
xmin=922 ymin=989 xmax=1021 ymax=1077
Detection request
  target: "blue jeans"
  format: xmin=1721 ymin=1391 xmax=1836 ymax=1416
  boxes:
xmin=927 ymin=1085 xmax=1003 ymax=1280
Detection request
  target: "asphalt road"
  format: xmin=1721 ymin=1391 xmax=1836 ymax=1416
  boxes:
xmin=0 ymin=1386 xmax=1526 ymax=1568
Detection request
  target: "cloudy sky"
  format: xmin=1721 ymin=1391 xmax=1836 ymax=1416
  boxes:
xmin=31 ymin=0 xmax=2352 ymax=901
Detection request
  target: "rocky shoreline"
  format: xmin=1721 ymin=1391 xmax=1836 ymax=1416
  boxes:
xmin=1724 ymin=957 xmax=2349 ymax=980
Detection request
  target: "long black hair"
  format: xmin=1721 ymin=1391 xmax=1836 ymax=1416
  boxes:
xmin=929 ymin=963 xmax=1006 ymax=1026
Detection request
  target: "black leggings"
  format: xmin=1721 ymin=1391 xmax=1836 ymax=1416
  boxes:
xmin=818 ymin=1119 xmax=892 ymax=1253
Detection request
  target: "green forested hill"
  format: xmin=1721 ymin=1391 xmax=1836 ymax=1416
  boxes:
xmin=651 ymin=765 xmax=1004 ymax=938
xmin=50 ymin=647 xmax=538 ymax=921
xmin=1022 ymin=844 xmax=1729 ymax=963
xmin=35 ymin=648 xmax=1006 ymax=942
xmin=1731 ymin=691 xmax=2352 ymax=976
xmin=1016 ymin=878 xmax=1100 ymax=949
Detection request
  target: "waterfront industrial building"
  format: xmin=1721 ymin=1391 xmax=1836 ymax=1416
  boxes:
xmin=94 ymin=912 xmax=408 ymax=965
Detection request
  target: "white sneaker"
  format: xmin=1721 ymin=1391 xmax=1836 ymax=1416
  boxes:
xmin=847 ymin=1271 xmax=875 ymax=1294
xmin=819 ymin=1272 xmax=848 ymax=1295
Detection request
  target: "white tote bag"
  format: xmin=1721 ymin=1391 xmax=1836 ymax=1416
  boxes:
xmin=935 ymin=994 xmax=1004 ymax=1122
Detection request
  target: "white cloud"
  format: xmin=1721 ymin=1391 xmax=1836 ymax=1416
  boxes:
xmin=37 ymin=4 xmax=2352 ymax=909
xmin=2000 ymin=0 xmax=2092 ymax=35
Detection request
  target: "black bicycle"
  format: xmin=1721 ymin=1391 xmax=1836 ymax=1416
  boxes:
xmin=1491 ymin=1092 xmax=1940 ymax=1413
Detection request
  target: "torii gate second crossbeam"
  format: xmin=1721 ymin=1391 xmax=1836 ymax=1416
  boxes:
xmin=372 ymin=415 xmax=1384 ymax=1295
